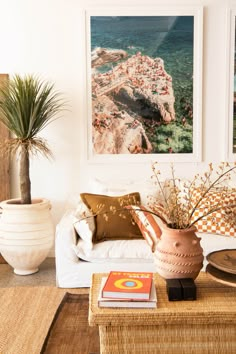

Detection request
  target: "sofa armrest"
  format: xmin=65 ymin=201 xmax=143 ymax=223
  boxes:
xmin=55 ymin=212 xmax=79 ymax=264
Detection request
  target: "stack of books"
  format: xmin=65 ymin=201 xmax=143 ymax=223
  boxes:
xmin=98 ymin=271 xmax=157 ymax=308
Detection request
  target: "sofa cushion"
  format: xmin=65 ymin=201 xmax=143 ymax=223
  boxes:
xmin=72 ymin=239 xmax=154 ymax=262
xmin=126 ymin=205 xmax=162 ymax=251
xmin=80 ymin=192 xmax=142 ymax=243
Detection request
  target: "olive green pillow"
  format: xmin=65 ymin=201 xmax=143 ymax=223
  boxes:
xmin=80 ymin=192 xmax=142 ymax=243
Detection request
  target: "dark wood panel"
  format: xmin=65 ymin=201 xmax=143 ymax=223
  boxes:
xmin=0 ymin=74 xmax=10 ymax=202
xmin=0 ymin=74 xmax=10 ymax=263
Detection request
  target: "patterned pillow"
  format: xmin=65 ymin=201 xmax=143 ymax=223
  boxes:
xmin=191 ymin=189 xmax=236 ymax=237
xmin=126 ymin=205 xmax=162 ymax=251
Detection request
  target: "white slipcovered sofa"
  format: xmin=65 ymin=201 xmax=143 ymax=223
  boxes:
xmin=55 ymin=179 xmax=236 ymax=288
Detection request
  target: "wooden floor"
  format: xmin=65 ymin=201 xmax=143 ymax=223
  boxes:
xmin=0 ymin=254 xmax=6 ymax=264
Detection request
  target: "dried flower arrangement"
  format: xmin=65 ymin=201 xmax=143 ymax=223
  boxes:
xmin=147 ymin=161 xmax=236 ymax=229
xmin=74 ymin=162 xmax=236 ymax=238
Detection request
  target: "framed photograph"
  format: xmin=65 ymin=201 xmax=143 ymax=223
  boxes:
xmin=85 ymin=6 xmax=203 ymax=163
xmin=227 ymin=8 xmax=236 ymax=159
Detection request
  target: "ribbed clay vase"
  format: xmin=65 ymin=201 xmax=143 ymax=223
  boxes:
xmin=0 ymin=198 xmax=54 ymax=275
xmin=154 ymin=224 xmax=204 ymax=279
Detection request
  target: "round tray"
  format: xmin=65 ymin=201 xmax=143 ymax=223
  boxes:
xmin=206 ymin=264 xmax=236 ymax=287
xmin=206 ymin=249 xmax=236 ymax=275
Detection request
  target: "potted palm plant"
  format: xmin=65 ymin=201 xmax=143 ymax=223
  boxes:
xmin=0 ymin=74 xmax=66 ymax=275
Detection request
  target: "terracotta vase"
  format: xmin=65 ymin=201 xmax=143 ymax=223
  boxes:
xmin=154 ymin=224 xmax=204 ymax=279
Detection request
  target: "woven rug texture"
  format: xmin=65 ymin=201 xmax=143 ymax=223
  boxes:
xmin=41 ymin=293 xmax=100 ymax=354
xmin=0 ymin=286 xmax=92 ymax=354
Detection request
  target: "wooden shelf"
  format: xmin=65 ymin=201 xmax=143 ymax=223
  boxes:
xmin=0 ymin=74 xmax=10 ymax=264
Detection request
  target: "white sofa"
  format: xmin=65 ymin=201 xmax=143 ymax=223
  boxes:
xmin=55 ymin=197 xmax=236 ymax=288
xmin=55 ymin=211 xmax=156 ymax=288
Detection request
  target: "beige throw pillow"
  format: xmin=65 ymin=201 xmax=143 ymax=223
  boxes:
xmin=73 ymin=200 xmax=95 ymax=250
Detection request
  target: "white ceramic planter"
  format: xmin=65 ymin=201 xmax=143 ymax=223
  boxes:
xmin=0 ymin=198 xmax=54 ymax=275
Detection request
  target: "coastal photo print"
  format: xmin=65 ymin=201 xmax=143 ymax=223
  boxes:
xmin=227 ymin=8 xmax=236 ymax=159
xmin=232 ymin=11 xmax=236 ymax=155
xmin=86 ymin=8 xmax=203 ymax=161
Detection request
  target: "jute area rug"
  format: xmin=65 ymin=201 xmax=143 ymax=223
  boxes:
xmin=0 ymin=286 xmax=99 ymax=354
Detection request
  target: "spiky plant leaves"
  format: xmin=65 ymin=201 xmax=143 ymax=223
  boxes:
xmin=0 ymin=74 xmax=66 ymax=204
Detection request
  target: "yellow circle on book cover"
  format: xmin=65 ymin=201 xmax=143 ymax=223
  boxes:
xmin=114 ymin=278 xmax=143 ymax=290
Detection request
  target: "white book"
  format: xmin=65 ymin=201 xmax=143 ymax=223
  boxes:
xmin=98 ymin=277 xmax=157 ymax=308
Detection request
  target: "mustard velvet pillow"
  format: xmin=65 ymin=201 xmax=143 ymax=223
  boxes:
xmin=80 ymin=192 xmax=142 ymax=243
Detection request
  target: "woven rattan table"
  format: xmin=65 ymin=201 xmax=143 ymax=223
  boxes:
xmin=89 ymin=272 xmax=236 ymax=354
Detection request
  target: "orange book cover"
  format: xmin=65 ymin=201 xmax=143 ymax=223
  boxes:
xmin=102 ymin=271 xmax=153 ymax=300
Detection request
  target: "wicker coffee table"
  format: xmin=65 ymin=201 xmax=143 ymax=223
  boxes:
xmin=89 ymin=272 xmax=236 ymax=354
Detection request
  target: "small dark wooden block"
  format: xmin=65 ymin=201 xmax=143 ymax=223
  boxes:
xmin=179 ymin=278 xmax=197 ymax=300
xmin=166 ymin=279 xmax=183 ymax=301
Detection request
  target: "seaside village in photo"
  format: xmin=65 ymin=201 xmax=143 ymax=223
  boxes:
xmin=91 ymin=48 xmax=177 ymax=154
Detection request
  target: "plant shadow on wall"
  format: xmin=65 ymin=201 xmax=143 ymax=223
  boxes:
xmin=0 ymin=74 xmax=67 ymax=275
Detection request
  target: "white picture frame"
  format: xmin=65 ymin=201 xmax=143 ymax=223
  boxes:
xmin=85 ymin=6 xmax=203 ymax=164
xmin=226 ymin=7 xmax=236 ymax=160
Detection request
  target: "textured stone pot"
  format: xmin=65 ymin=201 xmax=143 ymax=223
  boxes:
xmin=154 ymin=224 xmax=204 ymax=279
xmin=0 ymin=198 xmax=54 ymax=275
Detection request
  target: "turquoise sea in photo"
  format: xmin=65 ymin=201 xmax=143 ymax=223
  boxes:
xmin=90 ymin=16 xmax=194 ymax=154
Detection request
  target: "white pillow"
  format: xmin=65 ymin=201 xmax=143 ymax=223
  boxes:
xmin=73 ymin=200 xmax=95 ymax=250
xmin=89 ymin=177 xmax=157 ymax=205
xmin=89 ymin=177 xmax=134 ymax=196
xmin=72 ymin=239 xmax=154 ymax=263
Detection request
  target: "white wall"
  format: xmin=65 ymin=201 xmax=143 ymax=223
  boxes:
xmin=0 ymin=0 xmax=236 ymax=228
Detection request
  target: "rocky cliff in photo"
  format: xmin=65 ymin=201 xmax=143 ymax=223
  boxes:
xmin=91 ymin=48 xmax=175 ymax=154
